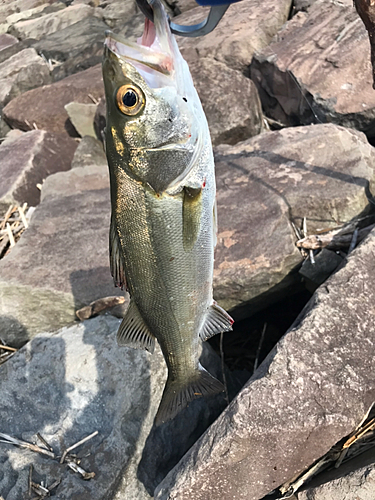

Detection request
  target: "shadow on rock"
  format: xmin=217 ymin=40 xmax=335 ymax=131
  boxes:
xmin=0 ymin=315 xmax=30 ymax=348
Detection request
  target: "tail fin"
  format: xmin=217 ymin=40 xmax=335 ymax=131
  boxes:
xmin=154 ymin=364 xmax=224 ymax=426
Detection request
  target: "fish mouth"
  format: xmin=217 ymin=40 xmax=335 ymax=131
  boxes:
xmin=104 ymin=0 xmax=179 ymax=89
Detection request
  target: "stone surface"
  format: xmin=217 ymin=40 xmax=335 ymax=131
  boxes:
xmin=6 ymin=2 xmax=51 ymax=25
xmin=65 ymin=102 xmax=97 ymax=138
xmin=71 ymin=135 xmax=107 ymax=169
xmin=8 ymin=4 xmax=96 ymax=40
xmin=0 ymin=315 xmax=240 ymax=500
xmin=0 ymin=129 xmax=76 ymax=210
xmin=299 ymin=248 xmax=344 ymax=290
xmin=3 ymin=64 xmax=104 ymax=137
xmin=0 ymin=0 xmax=48 ymax=24
xmin=100 ymin=0 xmax=144 ymax=38
xmin=297 ymin=462 xmax=375 ymax=500
xmin=191 ymin=57 xmax=264 ymax=145
xmin=0 ymin=47 xmax=51 ymax=107
xmin=175 ymin=0 xmax=292 ymax=72
xmin=250 ymin=0 xmax=375 ymax=138
xmin=32 ymin=16 xmax=110 ymax=81
xmin=155 ymin=228 xmax=375 ymax=500
xmin=213 ymin=123 xmax=375 ymax=313
xmin=0 ymin=162 xmax=121 ymax=346
xmin=0 ymin=33 xmax=18 ymax=52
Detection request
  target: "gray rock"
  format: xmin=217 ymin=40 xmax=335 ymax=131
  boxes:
xmin=191 ymin=57 xmax=264 ymax=145
xmin=0 ymin=163 xmax=122 ymax=346
xmin=0 ymin=315 xmax=240 ymax=500
xmin=0 ymin=0 xmax=48 ymax=24
xmin=299 ymin=248 xmax=344 ymax=290
xmin=8 ymin=4 xmax=96 ymax=40
xmin=0 ymin=47 xmax=51 ymax=107
xmin=298 ymin=463 xmax=375 ymax=500
xmin=32 ymin=16 xmax=110 ymax=81
xmin=100 ymin=0 xmax=144 ymax=37
xmin=213 ymin=123 xmax=375 ymax=314
xmin=0 ymin=33 xmax=18 ymax=52
xmin=250 ymin=0 xmax=375 ymax=138
xmin=0 ymin=129 xmax=77 ymax=210
xmin=155 ymin=228 xmax=375 ymax=500
xmin=5 ymin=2 xmax=51 ymax=25
xmin=64 ymin=102 xmax=98 ymax=138
xmin=71 ymin=135 xmax=107 ymax=169
xmin=3 ymin=64 xmax=104 ymax=138
xmin=175 ymin=0 xmax=292 ymax=72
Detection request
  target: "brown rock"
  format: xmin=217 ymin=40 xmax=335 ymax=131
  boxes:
xmin=213 ymin=124 xmax=375 ymax=313
xmin=191 ymin=57 xmax=264 ymax=145
xmin=155 ymin=228 xmax=375 ymax=500
xmin=0 ymin=0 xmax=48 ymax=24
xmin=0 ymin=33 xmax=18 ymax=52
xmin=175 ymin=0 xmax=292 ymax=72
xmin=0 ymin=162 xmax=122 ymax=346
xmin=0 ymin=129 xmax=77 ymax=210
xmin=3 ymin=64 xmax=104 ymax=137
xmin=250 ymin=0 xmax=375 ymax=137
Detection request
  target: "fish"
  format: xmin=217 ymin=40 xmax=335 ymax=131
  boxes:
xmin=102 ymin=0 xmax=233 ymax=425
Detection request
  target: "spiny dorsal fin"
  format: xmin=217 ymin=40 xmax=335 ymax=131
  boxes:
xmin=109 ymin=214 xmax=127 ymax=290
xmin=117 ymin=299 xmax=156 ymax=353
xmin=199 ymin=302 xmax=234 ymax=342
xmin=154 ymin=363 xmax=224 ymax=426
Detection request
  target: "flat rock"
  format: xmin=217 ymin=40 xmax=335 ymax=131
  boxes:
xmin=155 ymin=228 xmax=375 ymax=500
xmin=3 ymin=64 xmax=104 ymax=138
xmin=71 ymin=135 xmax=107 ymax=168
xmin=0 ymin=129 xmax=76 ymax=210
xmin=32 ymin=16 xmax=110 ymax=81
xmin=191 ymin=57 xmax=264 ymax=145
xmin=0 ymin=0 xmax=48 ymax=24
xmin=0 ymin=33 xmax=18 ymax=52
xmin=0 ymin=47 xmax=51 ymax=107
xmin=65 ymin=102 xmax=97 ymax=138
xmin=100 ymin=0 xmax=144 ymax=37
xmin=175 ymin=0 xmax=292 ymax=72
xmin=250 ymin=0 xmax=375 ymax=137
xmin=5 ymin=2 xmax=52 ymax=25
xmin=0 ymin=162 xmax=121 ymax=346
xmin=0 ymin=315 xmax=240 ymax=500
xmin=8 ymin=4 xmax=96 ymax=40
xmin=213 ymin=123 xmax=375 ymax=313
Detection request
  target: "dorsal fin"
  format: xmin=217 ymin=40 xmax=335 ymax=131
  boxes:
xmin=199 ymin=302 xmax=234 ymax=341
xmin=117 ymin=299 xmax=156 ymax=353
xmin=109 ymin=214 xmax=127 ymax=290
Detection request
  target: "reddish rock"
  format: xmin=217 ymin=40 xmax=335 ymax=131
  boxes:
xmin=0 ymin=129 xmax=77 ymax=210
xmin=0 ymin=33 xmax=18 ymax=52
xmin=3 ymin=64 xmax=104 ymax=137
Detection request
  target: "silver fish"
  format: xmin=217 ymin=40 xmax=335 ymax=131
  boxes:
xmin=102 ymin=0 xmax=233 ymax=425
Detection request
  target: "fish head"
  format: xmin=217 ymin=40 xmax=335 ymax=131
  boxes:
xmin=102 ymin=0 xmax=207 ymax=194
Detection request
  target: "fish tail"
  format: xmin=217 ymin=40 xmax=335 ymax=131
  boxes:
xmin=154 ymin=364 xmax=224 ymax=426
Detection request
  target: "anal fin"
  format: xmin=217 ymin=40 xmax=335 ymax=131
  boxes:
xmin=199 ymin=301 xmax=234 ymax=341
xmin=117 ymin=299 xmax=155 ymax=353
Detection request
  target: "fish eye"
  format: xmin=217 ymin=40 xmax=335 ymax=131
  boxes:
xmin=116 ymin=84 xmax=144 ymax=116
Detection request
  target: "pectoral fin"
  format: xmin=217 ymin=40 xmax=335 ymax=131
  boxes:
xmin=117 ymin=299 xmax=156 ymax=353
xmin=199 ymin=302 xmax=234 ymax=341
xmin=183 ymin=186 xmax=202 ymax=251
xmin=110 ymin=214 xmax=127 ymax=290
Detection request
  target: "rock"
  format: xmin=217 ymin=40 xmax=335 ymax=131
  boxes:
xmin=0 ymin=129 xmax=76 ymax=210
xmin=212 ymin=123 xmax=375 ymax=314
xmin=0 ymin=0 xmax=48 ymax=24
xmin=0 ymin=315 xmax=241 ymax=500
xmin=64 ymin=102 xmax=97 ymax=138
xmin=0 ymin=162 xmax=121 ymax=346
xmin=250 ymin=0 xmax=375 ymax=138
xmin=299 ymin=248 xmax=344 ymax=291
xmin=6 ymin=2 xmax=51 ymax=25
xmin=71 ymin=135 xmax=107 ymax=169
xmin=100 ymin=0 xmax=144 ymax=37
xmin=0 ymin=47 xmax=51 ymax=107
xmin=190 ymin=58 xmax=264 ymax=145
xmin=297 ymin=460 xmax=375 ymax=499
xmin=3 ymin=64 xmax=104 ymax=137
xmin=175 ymin=0 xmax=292 ymax=72
xmin=93 ymin=96 xmax=106 ymax=142
xmin=0 ymin=33 xmax=18 ymax=52
xmin=32 ymin=16 xmax=110 ymax=81
xmin=8 ymin=4 xmax=96 ymax=41
xmin=0 ymin=38 xmax=32 ymax=65
xmin=155 ymin=227 xmax=375 ymax=500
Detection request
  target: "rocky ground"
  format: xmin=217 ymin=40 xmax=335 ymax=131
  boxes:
xmin=1 ymin=0 xmax=375 ymax=499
